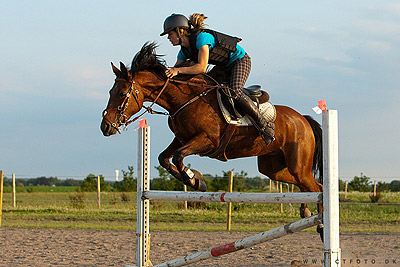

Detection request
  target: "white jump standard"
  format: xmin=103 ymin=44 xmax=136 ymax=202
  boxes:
xmin=133 ymin=109 xmax=341 ymax=267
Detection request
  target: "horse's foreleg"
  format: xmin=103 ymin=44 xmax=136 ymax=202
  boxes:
xmin=171 ymin=133 xmax=215 ymax=192
xmin=158 ymin=137 xmax=184 ymax=181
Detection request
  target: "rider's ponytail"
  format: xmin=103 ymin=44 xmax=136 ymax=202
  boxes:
xmin=189 ymin=13 xmax=208 ymax=32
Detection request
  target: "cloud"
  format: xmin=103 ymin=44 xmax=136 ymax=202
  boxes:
xmin=373 ymin=3 xmax=400 ymax=17
xmin=356 ymin=19 xmax=400 ymax=39
xmin=366 ymin=41 xmax=391 ymax=52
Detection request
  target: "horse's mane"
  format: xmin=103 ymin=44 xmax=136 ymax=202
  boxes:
xmin=130 ymin=42 xmax=167 ymax=79
xmin=129 ymin=42 xmax=219 ymax=85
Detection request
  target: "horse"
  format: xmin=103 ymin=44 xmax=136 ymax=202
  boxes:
xmin=100 ymin=42 xmax=323 ymax=232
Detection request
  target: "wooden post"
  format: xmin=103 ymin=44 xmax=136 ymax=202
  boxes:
xmin=344 ymin=181 xmax=348 ymax=200
xmin=373 ymin=180 xmax=377 ymax=197
xmin=183 ymin=184 xmax=187 ymax=210
xmin=280 ymin=183 xmax=283 ymax=213
xmin=227 ymin=171 xmax=233 ymax=231
xmin=97 ymin=175 xmax=101 ymax=209
xmin=269 ymin=179 xmax=272 ymax=193
xmin=291 ymin=184 xmax=294 ymax=193
xmin=12 ymin=173 xmax=16 ymax=208
xmin=0 ymin=170 xmax=3 ymax=226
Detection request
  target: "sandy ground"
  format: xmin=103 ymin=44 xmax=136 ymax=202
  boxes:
xmin=0 ymin=228 xmax=399 ymax=266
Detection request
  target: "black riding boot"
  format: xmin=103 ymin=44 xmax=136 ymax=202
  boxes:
xmin=235 ymin=94 xmax=275 ymax=146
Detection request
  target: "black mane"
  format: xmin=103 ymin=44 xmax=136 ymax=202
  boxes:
xmin=130 ymin=42 xmax=167 ymax=78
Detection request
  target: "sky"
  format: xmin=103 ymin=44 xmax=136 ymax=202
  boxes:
xmin=1 ymin=1 xmax=399 ymax=182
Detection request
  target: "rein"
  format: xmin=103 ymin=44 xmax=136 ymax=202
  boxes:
xmin=106 ymin=74 xmax=228 ymax=133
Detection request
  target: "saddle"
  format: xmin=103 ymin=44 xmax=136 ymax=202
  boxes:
xmin=217 ymin=85 xmax=276 ymax=126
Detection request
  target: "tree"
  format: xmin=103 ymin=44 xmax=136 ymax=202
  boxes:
xmin=151 ymin=166 xmax=183 ymax=191
xmin=80 ymin=174 xmax=110 ymax=192
xmin=245 ymin=176 xmax=267 ymax=190
xmin=338 ymin=179 xmax=346 ymax=191
xmin=348 ymin=173 xmax=371 ymax=192
xmin=389 ymin=180 xmax=400 ymax=192
xmin=232 ymin=170 xmax=247 ymax=192
xmin=114 ymin=166 xmax=136 ymax=192
xmin=376 ymin=181 xmax=389 ymax=192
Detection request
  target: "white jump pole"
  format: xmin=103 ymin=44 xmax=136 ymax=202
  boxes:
xmin=136 ymin=124 xmax=151 ymax=267
xmin=322 ymin=109 xmax=341 ymax=267
xmin=144 ymin=191 xmax=322 ymax=204
xmin=153 ymin=214 xmax=322 ymax=267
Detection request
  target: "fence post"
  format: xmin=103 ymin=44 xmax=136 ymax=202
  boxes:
xmin=373 ymin=180 xmax=377 ymax=197
xmin=12 ymin=173 xmax=16 ymax=208
xmin=97 ymin=175 xmax=101 ymax=209
xmin=344 ymin=181 xmax=348 ymax=200
xmin=137 ymin=122 xmax=150 ymax=267
xmin=227 ymin=171 xmax=233 ymax=231
xmin=183 ymin=185 xmax=187 ymax=210
xmin=0 ymin=170 xmax=3 ymax=227
xmin=280 ymin=183 xmax=283 ymax=213
xmin=322 ymin=110 xmax=341 ymax=267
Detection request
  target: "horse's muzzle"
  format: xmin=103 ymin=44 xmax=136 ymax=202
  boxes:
xmin=100 ymin=119 xmax=118 ymax=136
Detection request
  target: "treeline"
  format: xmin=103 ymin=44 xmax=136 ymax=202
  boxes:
xmin=339 ymin=174 xmax=400 ymax=192
xmin=3 ymin=169 xmax=400 ymax=193
xmin=2 ymin=176 xmax=82 ymax=187
xmin=78 ymin=166 xmax=269 ymax=192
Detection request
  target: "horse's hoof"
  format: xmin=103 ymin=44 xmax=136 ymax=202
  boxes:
xmin=299 ymin=207 xmax=312 ymax=218
xmin=182 ymin=167 xmax=207 ymax=192
xmin=197 ymin=179 xmax=207 ymax=192
xmin=317 ymin=224 xmax=324 ymax=242
xmin=191 ymin=169 xmax=207 ymax=191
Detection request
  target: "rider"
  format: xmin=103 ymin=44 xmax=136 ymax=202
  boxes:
xmin=161 ymin=13 xmax=275 ymax=146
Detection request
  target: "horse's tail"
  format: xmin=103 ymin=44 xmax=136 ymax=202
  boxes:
xmin=303 ymin=115 xmax=323 ymax=184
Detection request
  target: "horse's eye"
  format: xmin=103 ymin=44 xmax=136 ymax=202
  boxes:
xmin=119 ymin=92 xmax=126 ymax=98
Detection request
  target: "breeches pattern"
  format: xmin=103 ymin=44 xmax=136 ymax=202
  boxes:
xmin=229 ymin=53 xmax=251 ymax=99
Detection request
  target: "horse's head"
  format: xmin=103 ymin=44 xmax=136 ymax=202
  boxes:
xmin=100 ymin=62 xmax=144 ymax=136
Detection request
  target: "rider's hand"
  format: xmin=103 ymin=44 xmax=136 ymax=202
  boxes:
xmin=165 ymin=67 xmax=179 ymax=78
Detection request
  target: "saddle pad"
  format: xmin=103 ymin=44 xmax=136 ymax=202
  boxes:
xmin=217 ymin=90 xmax=276 ymax=126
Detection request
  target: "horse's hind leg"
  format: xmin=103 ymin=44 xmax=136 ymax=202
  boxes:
xmin=257 ymin=153 xmax=320 ymax=218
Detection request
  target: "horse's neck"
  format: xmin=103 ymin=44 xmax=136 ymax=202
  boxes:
xmin=139 ymin=71 xmax=205 ymax=114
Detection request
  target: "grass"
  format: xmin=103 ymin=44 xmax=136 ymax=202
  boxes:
xmin=1 ymin=191 xmax=399 ymax=232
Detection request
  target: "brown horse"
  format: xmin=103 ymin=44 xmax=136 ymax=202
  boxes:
xmin=101 ymin=42 xmax=323 ymax=223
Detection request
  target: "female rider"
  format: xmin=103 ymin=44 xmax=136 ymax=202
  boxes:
xmin=160 ymin=13 xmax=274 ymax=146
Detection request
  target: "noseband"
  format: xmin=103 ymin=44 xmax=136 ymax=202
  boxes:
xmin=102 ymin=78 xmax=140 ymax=134
xmin=102 ymin=77 xmax=171 ymax=134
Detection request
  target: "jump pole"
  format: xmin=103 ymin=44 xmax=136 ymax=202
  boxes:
xmin=153 ymin=214 xmax=321 ymax=267
xmin=133 ymin=109 xmax=340 ymax=267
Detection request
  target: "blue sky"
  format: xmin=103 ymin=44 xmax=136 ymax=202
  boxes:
xmin=1 ymin=1 xmax=399 ymax=182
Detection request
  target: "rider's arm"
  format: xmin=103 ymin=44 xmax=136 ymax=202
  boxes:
xmin=166 ymin=45 xmax=209 ymax=77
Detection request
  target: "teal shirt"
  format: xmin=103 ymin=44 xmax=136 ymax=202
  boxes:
xmin=177 ymin=32 xmax=245 ymax=66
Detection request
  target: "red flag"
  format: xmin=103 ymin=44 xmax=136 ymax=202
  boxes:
xmin=139 ymin=119 xmax=147 ymax=128
xmin=318 ymin=100 xmax=327 ymax=111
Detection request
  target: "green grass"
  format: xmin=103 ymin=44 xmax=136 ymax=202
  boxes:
xmin=1 ymin=191 xmax=399 ymax=232
xmin=2 ymin=186 xmax=80 ymax=193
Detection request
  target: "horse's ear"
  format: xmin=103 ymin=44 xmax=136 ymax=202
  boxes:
xmin=111 ymin=62 xmax=121 ymax=77
xmin=120 ymin=61 xmax=128 ymax=76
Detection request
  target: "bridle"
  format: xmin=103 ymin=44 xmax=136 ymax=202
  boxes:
xmin=102 ymin=77 xmax=170 ymax=134
xmin=102 ymin=78 xmax=140 ymax=134
xmin=102 ymin=73 xmax=225 ymax=134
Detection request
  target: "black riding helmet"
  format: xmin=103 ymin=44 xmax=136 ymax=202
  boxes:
xmin=160 ymin=14 xmax=190 ymax=36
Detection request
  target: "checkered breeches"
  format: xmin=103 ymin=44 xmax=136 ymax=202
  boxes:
xmin=230 ymin=53 xmax=251 ymax=99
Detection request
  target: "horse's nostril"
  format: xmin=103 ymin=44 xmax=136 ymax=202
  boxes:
xmin=101 ymin=120 xmax=109 ymax=133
